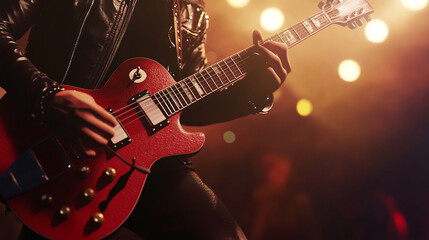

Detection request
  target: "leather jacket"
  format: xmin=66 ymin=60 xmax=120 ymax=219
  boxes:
xmin=0 ymin=0 xmax=208 ymax=111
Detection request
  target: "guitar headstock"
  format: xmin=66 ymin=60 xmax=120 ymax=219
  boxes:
xmin=319 ymin=0 xmax=375 ymax=29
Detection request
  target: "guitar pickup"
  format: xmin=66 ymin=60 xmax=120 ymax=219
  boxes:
xmin=108 ymin=109 xmax=132 ymax=151
xmin=129 ymin=90 xmax=169 ymax=135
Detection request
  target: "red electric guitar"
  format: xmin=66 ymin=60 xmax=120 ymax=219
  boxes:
xmin=0 ymin=0 xmax=373 ymax=239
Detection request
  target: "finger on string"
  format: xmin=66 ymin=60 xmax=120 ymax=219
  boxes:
xmin=87 ymin=101 xmax=118 ymax=127
xmin=255 ymin=46 xmax=287 ymax=82
xmin=253 ymin=30 xmax=264 ymax=46
xmin=75 ymin=110 xmax=115 ymax=138
xmin=80 ymin=126 xmax=110 ymax=146
xmin=262 ymin=41 xmax=292 ymax=74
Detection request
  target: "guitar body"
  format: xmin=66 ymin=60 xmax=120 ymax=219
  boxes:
xmin=0 ymin=58 xmax=205 ymax=240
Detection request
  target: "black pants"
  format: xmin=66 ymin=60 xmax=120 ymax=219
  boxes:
xmin=20 ymin=158 xmax=246 ymax=240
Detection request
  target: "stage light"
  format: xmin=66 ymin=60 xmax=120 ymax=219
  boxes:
xmin=365 ymin=19 xmax=389 ymax=44
xmin=338 ymin=60 xmax=361 ymax=82
xmin=223 ymin=131 xmax=236 ymax=143
xmin=260 ymin=8 xmax=284 ymax=32
xmin=296 ymin=99 xmax=313 ymax=117
xmin=227 ymin=0 xmax=250 ymax=8
xmin=401 ymin=0 xmax=428 ymax=11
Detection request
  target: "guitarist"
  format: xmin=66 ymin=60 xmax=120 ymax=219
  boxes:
xmin=0 ymin=0 xmax=291 ymax=239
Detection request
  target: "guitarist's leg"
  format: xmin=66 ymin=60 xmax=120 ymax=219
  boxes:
xmin=123 ymin=157 xmax=247 ymax=240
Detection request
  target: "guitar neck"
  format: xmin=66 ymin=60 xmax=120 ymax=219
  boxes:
xmin=152 ymin=11 xmax=333 ymax=117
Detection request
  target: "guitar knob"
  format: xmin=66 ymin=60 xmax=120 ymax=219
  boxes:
xmin=58 ymin=206 xmax=71 ymax=219
xmin=102 ymin=168 xmax=116 ymax=181
xmin=103 ymin=168 xmax=116 ymax=181
xmin=90 ymin=212 xmax=105 ymax=227
xmin=81 ymin=188 xmax=95 ymax=202
xmin=78 ymin=166 xmax=91 ymax=178
xmin=40 ymin=194 xmax=53 ymax=206
xmin=318 ymin=1 xmax=325 ymax=9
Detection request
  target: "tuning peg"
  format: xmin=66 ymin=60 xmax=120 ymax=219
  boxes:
xmin=348 ymin=22 xmax=357 ymax=29
xmin=356 ymin=19 xmax=364 ymax=26
xmin=364 ymin=15 xmax=372 ymax=22
xmin=318 ymin=1 xmax=325 ymax=10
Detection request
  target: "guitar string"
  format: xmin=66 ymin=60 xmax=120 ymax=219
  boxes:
xmin=113 ymin=14 xmax=332 ymax=126
xmin=111 ymin=12 xmax=329 ymax=118
xmin=115 ymin=29 xmax=307 ymax=125
xmin=116 ymin=29 xmax=311 ymax=126
xmin=119 ymin=60 xmax=248 ymax=126
xmin=113 ymin=53 xmax=250 ymax=121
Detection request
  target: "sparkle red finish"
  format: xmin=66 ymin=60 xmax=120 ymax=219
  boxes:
xmin=0 ymin=58 xmax=205 ymax=240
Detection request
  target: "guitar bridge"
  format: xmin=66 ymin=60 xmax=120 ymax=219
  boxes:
xmin=129 ymin=90 xmax=169 ymax=135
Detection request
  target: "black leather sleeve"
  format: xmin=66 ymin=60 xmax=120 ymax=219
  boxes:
xmin=0 ymin=0 xmax=59 ymax=112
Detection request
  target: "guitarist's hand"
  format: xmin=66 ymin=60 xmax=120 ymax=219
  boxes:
xmin=245 ymin=30 xmax=292 ymax=98
xmin=47 ymin=90 xmax=117 ymax=157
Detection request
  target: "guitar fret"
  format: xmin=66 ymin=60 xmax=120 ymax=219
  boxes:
xmin=153 ymin=93 xmax=169 ymax=116
xmin=198 ymin=72 xmax=213 ymax=92
xmin=206 ymin=67 xmax=224 ymax=88
xmin=231 ymin=55 xmax=245 ymax=76
xmin=179 ymin=81 xmax=195 ymax=102
xmin=276 ymin=33 xmax=287 ymax=45
xmin=166 ymin=88 xmax=180 ymax=111
xmin=184 ymin=78 xmax=201 ymax=100
xmin=160 ymin=89 xmax=177 ymax=114
xmin=222 ymin=60 xmax=236 ymax=80
xmin=204 ymin=68 xmax=219 ymax=89
xmin=294 ymin=23 xmax=309 ymax=39
xmin=302 ymin=19 xmax=315 ymax=34
xmin=238 ymin=50 xmax=250 ymax=64
xmin=229 ymin=56 xmax=243 ymax=76
xmin=285 ymin=29 xmax=298 ymax=45
xmin=216 ymin=62 xmax=231 ymax=84
xmin=189 ymin=75 xmax=206 ymax=96
xmin=156 ymin=92 xmax=173 ymax=116
xmin=175 ymin=83 xmax=191 ymax=105
xmin=208 ymin=65 xmax=224 ymax=86
xmin=314 ymin=12 xmax=330 ymax=27
xmin=168 ymin=87 xmax=182 ymax=109
xmin=171 ymin=85 xmax=186 ymax=107
xmin=185 ymin=78 xmax=200 ymax=100
xmin=291 ymin=26 xmax=302 ymax=40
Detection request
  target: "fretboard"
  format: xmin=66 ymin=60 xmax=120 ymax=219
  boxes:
xmin=152 ymin=11 xmax=332 ymax=117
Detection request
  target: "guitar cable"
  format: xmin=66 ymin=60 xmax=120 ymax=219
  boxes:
xmin=104 ymin=146 xmax=151 ymax=174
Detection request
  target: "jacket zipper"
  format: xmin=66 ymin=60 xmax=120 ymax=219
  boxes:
xmin=94 ymin=0 xmax=137 ymax=88
xmin=60 ymin=0 xmax=95 ymax=85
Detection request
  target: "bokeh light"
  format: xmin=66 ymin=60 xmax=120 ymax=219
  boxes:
xmin=296 ymin=99 xmax=313 ymax=117
xmin=223 ymin=131 xmax=236 ymax=143
xmin=338 ymin=60 xmax=361 ymax=82
xmin=260 ymin=8 xmax=285 ymax=32
xmin=401 ymin=0 xmax=428 ymax=11
xmin=365 ymin=19 xmax=389 ymax=44
xmin=227 ymin=0 xmax=250 ymax=8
